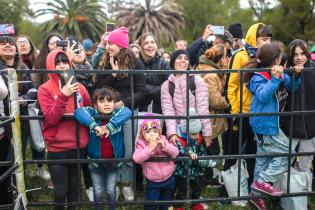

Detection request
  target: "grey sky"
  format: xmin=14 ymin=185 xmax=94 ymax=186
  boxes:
xmin=30 ymin=0 xmax=250 ymax=23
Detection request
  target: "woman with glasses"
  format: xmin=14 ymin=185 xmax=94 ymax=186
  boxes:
xmin=34 ymin=33 xmax=63 ymax=88
xmin=15 ymin=35 xmax=38 ymax=69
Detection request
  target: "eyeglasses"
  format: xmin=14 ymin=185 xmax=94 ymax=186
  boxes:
xmin=16 ymin=40 xmax=30 ymax=46
xmin=48 ymin=41 xmax=57 ymax=45
xmin=0 ymin=41 xmax=15 ymax=46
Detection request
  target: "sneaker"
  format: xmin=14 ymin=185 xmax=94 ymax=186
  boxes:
xmin=36 ymin=167 xmax=51 ymax=180
xmin=86 ymin=187 xmax=94 ymax=201
xmin=192 ymin=203 xmax=205 ymax=210
xmin=252 ymin=181 xmax=283 ymax=197
xmin=116 ymin=186 xmax=120 ymax=200
xmin=122 ymin=186 xmax=134 ymax=201
xmin=249 ymin=193 xmax=267 ymax=210
xmin=199 ymin=197 xmax=208 ymax=209
xmin=47 ymin=179 xmax=54 ymax=189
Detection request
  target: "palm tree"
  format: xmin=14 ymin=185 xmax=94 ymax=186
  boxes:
xmin=113 ymin=0 xmax=185 ymax=43
xmin=34 ymin=0 xmax=107 ymax=41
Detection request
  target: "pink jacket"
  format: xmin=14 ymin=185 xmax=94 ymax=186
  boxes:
xmin=161 ymin=74 xmax=212 ymax=138
xmin=133 ymin=135 xmax=179 ymax=182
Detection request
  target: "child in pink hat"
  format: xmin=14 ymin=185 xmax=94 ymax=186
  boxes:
xmin=133 ymin=114 xmax=179 ymax=210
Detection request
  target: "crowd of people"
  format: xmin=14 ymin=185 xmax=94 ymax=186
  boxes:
xmin=0 ymin=21 xmax=315 ymax=210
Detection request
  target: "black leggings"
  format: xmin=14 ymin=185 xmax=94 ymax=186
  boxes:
xmin=0 ymin=135 xmax=12 ymax=209
xmin=47 ymin=149 xmax=85 ymax=210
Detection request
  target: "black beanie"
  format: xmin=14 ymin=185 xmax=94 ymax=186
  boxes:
xmin=228 ymin=23 xmax=243 ymax=39
xmin=170 ymin=49 xmax=190 ymax=70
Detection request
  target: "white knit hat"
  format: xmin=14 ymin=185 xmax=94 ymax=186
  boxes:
xmin=180 ymin=108 xmax=202 ymax=134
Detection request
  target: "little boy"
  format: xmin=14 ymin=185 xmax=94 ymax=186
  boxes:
xmin=174 ymin=108 xmax=218 ymax=210
xmin=74 ymin=87 xmax=132 ymax=210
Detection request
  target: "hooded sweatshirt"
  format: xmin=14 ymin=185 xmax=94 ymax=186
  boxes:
xmin=38 ymin=50 xmax=91 ymax=152
xmin=227 ymin=23 xmax=265 ymax=114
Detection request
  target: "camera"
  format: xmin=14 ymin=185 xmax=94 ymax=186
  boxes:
xmin=56 ymin=36 xmax=79 ymax=50
xmin=56 ymin=40 xmax=68 ymax=48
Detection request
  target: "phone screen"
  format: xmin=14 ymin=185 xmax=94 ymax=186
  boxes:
xmin=60 ymin=70 xmax=77 ymax=86
xmin=0 ymin=24 xmax=15 ymax=36
xmin=212 ymin=26 xmax=224 ymax=35
xmin=106 ymin=23 xmax=115 ymax=32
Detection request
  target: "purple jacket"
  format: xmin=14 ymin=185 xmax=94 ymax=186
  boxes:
xmin=133 ymin=135 xmax=179 ymax=182
xmin=161 ymin=74 xmax=212 ymax=138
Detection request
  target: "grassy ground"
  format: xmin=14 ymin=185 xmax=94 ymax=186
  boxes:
xmin=22 ymin=146 xmax=315 ymax=210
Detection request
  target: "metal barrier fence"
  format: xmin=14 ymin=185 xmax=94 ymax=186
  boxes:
xmin=0 ymin=67 xmax=314 ymax=209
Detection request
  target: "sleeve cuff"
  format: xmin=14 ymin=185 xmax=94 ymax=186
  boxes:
xmin=89 ymin=121 xmax=98 ymax=131
xmin=106 ymin=122 xmax=114 ymax=133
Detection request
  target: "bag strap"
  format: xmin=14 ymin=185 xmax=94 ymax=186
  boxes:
xmin=168 ymin=76 xmax=196 ymax=98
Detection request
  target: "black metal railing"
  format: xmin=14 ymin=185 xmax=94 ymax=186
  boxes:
xmin=0 ymin=67 xmax=314 ymax=209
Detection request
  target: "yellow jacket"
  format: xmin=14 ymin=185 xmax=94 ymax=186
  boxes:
xmin=227 ymin=23 xmax=265 ymax=114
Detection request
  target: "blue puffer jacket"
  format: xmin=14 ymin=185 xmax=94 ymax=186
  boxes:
xmin=249 ymin=72 xmax=300 ymax=135
xmin=74 ymin=106 xmax=132 ymax=159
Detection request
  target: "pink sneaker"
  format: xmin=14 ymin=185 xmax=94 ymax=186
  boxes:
xmin=252 ymin=181 xmax=283 ymax=197
xmin=249 ymin=193 xmax=267 ymax=210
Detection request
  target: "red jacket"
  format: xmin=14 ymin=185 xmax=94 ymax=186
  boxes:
xmin=38 ymin=50 xmax=91 ymax=152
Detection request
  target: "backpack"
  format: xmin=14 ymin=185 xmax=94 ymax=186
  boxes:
xmin=168 ymin=76 xmax=196 ymax=98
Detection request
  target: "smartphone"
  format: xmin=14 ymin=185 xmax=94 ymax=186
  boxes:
xmin=106 ymin=23 xmax=115 ymax=32
xmin=60 ymin=70 xmax=77 ymax=87
xmin=0 ymin=24 xmax=15 ymax=36
xmin=212 ymin=26 xmax=224 ymax=35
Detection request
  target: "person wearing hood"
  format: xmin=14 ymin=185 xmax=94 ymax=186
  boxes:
xmin=224 ymin=23 xmax=272 ymax=195
xmin=38 ymin=49 xmax=91 ymax=210
xmin=138 ymin=33 xmax=170 ymax=114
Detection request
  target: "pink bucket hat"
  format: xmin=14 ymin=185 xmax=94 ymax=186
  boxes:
xmin=107 ymin=27 xmax=129 ymax=49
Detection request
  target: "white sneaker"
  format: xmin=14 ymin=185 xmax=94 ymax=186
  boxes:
xmin=116 ymin=186 xmax=120 ymax=200
xmin=36 ymin=167 xmax=51 ymax=180
xmin=122 ymin=186 xmax=134 ymax=201
xmin=86 ymin=187 xmax=94 ymax=201
xmin=199 ymin=197 xmax=209 ymax=209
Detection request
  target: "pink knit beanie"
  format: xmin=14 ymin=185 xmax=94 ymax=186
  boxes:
xmin=107 ymin=27 xmax=129 ymax=49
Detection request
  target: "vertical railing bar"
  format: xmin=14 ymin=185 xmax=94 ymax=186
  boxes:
xmin=130 ymin=69 xmax=135 ymax=208
xmin=287 ymin=70 xmax=296 ymax=194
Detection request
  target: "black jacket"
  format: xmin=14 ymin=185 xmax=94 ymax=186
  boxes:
xmin=140 ymin=55 xmax=170 ymax=113
xmin=73 ymin=62 xmax=95 ymax=96
xmin=187 ymin=37 xmax=212 ymax=67
xmin=281 ymin=61 xmax=315 ymax=139
xmin=96 ymin=57 xmax=146 ymax=109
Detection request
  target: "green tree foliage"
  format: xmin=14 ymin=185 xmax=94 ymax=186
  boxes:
xmin=0 ymin=0 xmax=30 ymax=25
xmin=112 ymin=0 xmax=185 ymax=43
xmin=35 ymin=0 xmax=107 ymax=41
xmin=175 ymin=0 xmax=254 ymax=43
xmin=17 ymin=20 xmax=42 ymax=48
xmin=260 ymin=0 xmax=315 ymax=44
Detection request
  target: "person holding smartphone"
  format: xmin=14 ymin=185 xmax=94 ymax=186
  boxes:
xmin=38 ymin=49 xmax=91 ymax=210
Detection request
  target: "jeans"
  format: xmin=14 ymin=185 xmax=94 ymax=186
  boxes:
xmin=89 ymin=163 xmax=118 ymax=210
xmin=145 ymin=175 xmax=175 ymax=210
xmin=119 ymin=116 xmax=137 ymax=184
xmin=292 ymin=137 xmax=315 ymax=172
xmin=254 ymin=129 xmax=292 ymax=183
xmin=47 ymin=149 xmax=84 ymax=210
